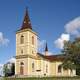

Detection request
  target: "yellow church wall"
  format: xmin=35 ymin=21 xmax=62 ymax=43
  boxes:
xmin=15 ymin=58 xmax=28 ymax=75
xmin=15 ymin=59 xmax=20 ymax=75
xmin=16 ymin=31 xmax=29 ymax=56
xmin=15 ymin=57 xmax=36 ymax=76
xmin=28 ymin=31 xmax=38 ymax=55
xmin=27 ymin=58 xmax=45 ymax=76
xmin=15 ymin=27 xmax=76 ymax=77
xmin=33 ymin=59 xmax=42 ymax=76
xmin=40 ymin=59 xmax=45 ymax=76
xmin=16 ymin=29 xmax=38 ymax=56
xmin=27 ymin=57 xmax=51 ymax=77
xmin=27 ymin=57 xmax=36 ymax=76
xmin=48 ymin=61 xmax=75 ymax=76
xmin=15 ymin=53 xmax=76 ymax=77
xmin=16 ymin=28 xmax=39 ymax=76
xmin=37 ymin=58 xmax=50 ymax=76
xmin=44 ymin=60 xmax=50 ymax=76
xmin=49 ymin=62 xmax=56 ymax=76
xmin=36 ymin=59 xmax=41 ymax=71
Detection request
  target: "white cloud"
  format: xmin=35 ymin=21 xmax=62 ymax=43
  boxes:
xmin=54 ymin=33 xmax=70 ymax=49
xmin=38 ymin=40 xmax=46 ymax=52
xmin=0 ymin=32 xmax=9 ymax=46
xmin=54 ymin=17 xmax=80 ymax=49
xmin=65 ymin=17 xmax=80 ymax=37
xmin=0 ymin=64 xmax=3 ymax=67
xmin=8 ymin=57 xmax=15 ymax=63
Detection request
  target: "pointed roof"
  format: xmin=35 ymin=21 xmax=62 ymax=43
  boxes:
xmin=45 ymin=43 xmax=48 ymax=51
xmin=21 ymin=8 xmax=32 ymax=30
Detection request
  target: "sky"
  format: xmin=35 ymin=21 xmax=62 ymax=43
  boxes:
xmin=0 ymin=0 xmax=80 ymax=64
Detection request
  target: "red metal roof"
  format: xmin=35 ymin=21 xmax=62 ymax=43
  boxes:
xmin=37 ymin=53 xmax=64 ymax=62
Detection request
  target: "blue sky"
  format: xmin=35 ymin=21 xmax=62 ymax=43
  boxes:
xmin=0 ymin=0 xmax=80 ymax=64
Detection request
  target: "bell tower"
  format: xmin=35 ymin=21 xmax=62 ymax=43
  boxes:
xmin=16 ymin=9 xmax=38 ymax=56
xmin=15 ymin=9 xmax=38 ymax=75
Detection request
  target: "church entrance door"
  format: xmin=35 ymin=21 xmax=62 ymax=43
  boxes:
xmin=20 ymin=66 xmax=24 ymax=75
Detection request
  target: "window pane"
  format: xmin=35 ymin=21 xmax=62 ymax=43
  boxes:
xmin=32 ymin=63 xmax=34 ymax=72
xmin=58 ymin=65 xmax=61 ymax=73
xmin=32 ymin=36 xmax=34 ymax=45
xmin=20 ymin=35 xmax=24 ymax=44
xmin=21 ymin=49 xmax=23 ymax=54
xmin=46 ymin=65 xmax=48 ymax=73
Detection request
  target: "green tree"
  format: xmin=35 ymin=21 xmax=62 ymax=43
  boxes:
xmin=3 ymin=64 xmax=9 ymax=77
xmin=62 ymin=38 xmax=80 ymax=75
xmin=3 ymin=63 xmax=15 ymax=77
xmin=11 ymin=63 xmax=15 ymax=75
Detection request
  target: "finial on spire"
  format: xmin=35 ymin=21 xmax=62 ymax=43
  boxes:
xmin=20 ymin=7 xmax=32 ymax=30
xmin=25 ymin=6 xmax=28 ymax=15
xmin=26 ymin=6 xmax=28 ymax=11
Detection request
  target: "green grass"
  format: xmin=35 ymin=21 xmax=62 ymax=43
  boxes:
xmin=2 ymin=77 xmax=80 ymax=80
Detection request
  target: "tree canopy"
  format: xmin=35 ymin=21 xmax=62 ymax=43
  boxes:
xmin=62 ymin=38 xmax=80 ymax=75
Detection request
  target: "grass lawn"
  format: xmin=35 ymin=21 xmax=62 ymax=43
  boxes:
xmin=3 ymin=77 xmax=80 ymax=80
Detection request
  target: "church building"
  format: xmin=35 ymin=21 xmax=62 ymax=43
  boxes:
xmin=15 ymin=9 xmax=76 ymax=77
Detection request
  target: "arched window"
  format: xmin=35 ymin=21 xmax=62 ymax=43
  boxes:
xmin=32 ymin=51 xmax=34 ymax=54
xmin=21 ymin=49 xmax=23 ymax=54
xmin=32 ymin=62 xmax=34 ymax=72
xmin=20 ymin=35 xmax=24 ymax=44
xmin=32 ymin=36 xmax=34 ymax=45
xmin=20 ymin=62 xmax=24 ymax=65
xmin=70 ymin=69 xmax=73 ymax=74
xmin=58 ymin=65 xmax=61 ymax=73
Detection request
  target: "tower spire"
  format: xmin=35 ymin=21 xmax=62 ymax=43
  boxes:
xmin=21 ymin=8 xmax=32 ymax=30
xmin=45 ymin=43 xmax=48 ymax=56
xmin=45 ymin=43 xmax=48 ymax=52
